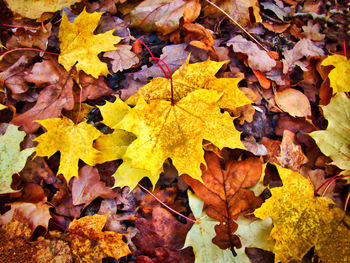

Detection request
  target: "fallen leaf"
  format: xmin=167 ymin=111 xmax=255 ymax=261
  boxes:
xmin=77 ymin=71 xmax=113 ymax=100
xmin=254 ymin=165 xmax=350 ymax=263
xmin=3 ymin=0 xmax=82 ymax=19
xmin=181 ymin=22 xmax=215 ymax=53
xmin=321 ymin=54 xmax=350 ymax=93
xmin=310 ymin=92 xmax=350 ymax=170
xmin=226 ymin=35 xmax=276 ymax=72
xmin=33 ymin=237 xmax=73 ymax=263
xmin=133 ymin=206 xmax=194 ymax=263
xmin=274 ymin=88 xmax=311 ymax=117
xmin=129 ymin=56 xmax=251 ymax=111
xmin=234 ymin=217 xmax=275 ymax=263
xmin=130 ymin=0 xmax=201 ymax=35
xmin=58 ymin=8 xmax=122 ymax=78
xmin=0 ymin=124 xmax=34 ymax=194
xmin=183 ymin=152 xmax=263 ymax=252
xmin=71 ymin=165 xmax=116 ymax=207
xmin=103 ymin=44 xmax=139 ymax=73
xmin=0 ymin=200 xmax=51 ymax=234
xmin=65 ymin=214 xmax=131 ymax=262
xmin=97 ymin=96 xmax=130 ymax=128
xmin=282 ymin=38 xmax=324 ymax=74
xmin=117 ymin=89 xmax=244 ymax=184
xmin=11 ymin=57 xmax=75 ymax=133
xmin=184 ymin=191 xmax=235 ymax=263
xmin=302 ymin=21 xmax=325 ymax=41
xmin=203 ymin=0 xmax=261 ymax=26
xmin=34 ymin=117 xmax=102 ymax=183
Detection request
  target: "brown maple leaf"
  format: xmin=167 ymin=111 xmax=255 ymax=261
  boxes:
xmin=183 ymin=152 xmax=263 ymax=252
xmin=72 ymin=165 xmax=116 ymax=207
xmin=11 ymin=56 xmax=74 ymax=133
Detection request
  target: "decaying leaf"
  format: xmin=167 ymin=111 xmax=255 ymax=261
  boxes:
xmin=128 ymin=56 xmax=251 ymax=111
xmin=117 ymin=89 xmax=243 ymax=184
xmin=71 ymin=165 xmax=116 ymax=207
xmin=34 ymin=117 xmax=102 ymax=183
xmin=0 ymin=124 xmax=35 ymax=194
xmin=3 ymin=0 xmax=82 ymax=19
xmin=203 ymin=0 xmax=262 ymax=26
xmin=183 ymin=152 xmax=263 ymax=251
xmin=321 ymin=54 xmax=350 ymax=93
xmin=65 ymin=214 xmax=131 ymax=262
xmin=58 ymin=8 xmax=122 ymax=78
xmin=103 ymin=44 xmax=139 ymax=73
xmin=310 ymin=92 xmax=350 ymax=170
xmin=254 ymin=165 xmax=350 ymax=263
xmin=133 ymin=206 xmax=194 ymax=263
xmin=130 ymin=0 xmax=201 ymax=35
xmin=184 ymin=191 xmax=235 ymax=263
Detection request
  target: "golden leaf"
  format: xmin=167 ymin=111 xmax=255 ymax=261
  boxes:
xmin=321 ymin=54 xmax=350 ymax=93
xmin=0 ymin=124 xmax=34 ymax=194
xmin=117 ymin=89 xmax=243 ymax=184
xmin=128 ymin=56 xmax=251 ymax=110
xmin=254 ymin=165 xmax=350 ymax=263
xmin=34 ymin=117 xmax=102 ymax=183
xmin=58 ymin=8 xmax=122 ymax=78
xmin=310 ymin=93 xmax=350 ymax=170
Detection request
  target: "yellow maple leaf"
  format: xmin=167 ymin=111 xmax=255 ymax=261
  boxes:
xmin=254 ymin=165 xmax=350 ymax=263
xmin=0 ymin=125 xmax=35 ymax=194
xmin=34 ymin=117 xmax=102 ymax=183
xmin=117 ymin=89 xmax=243 ymax=183
xmin=310 ymin=93 xmax=350 ymax=171
xmin=321 ymin=54 xmax=350 ymax=93
xmin=65 ymin=214 xmax=131 ymax=262
xmin=0 ymin=104 xmax=7 ymax=110
xmin=127 ymin=56 xmax=251 ymax=110
xmin=4 ymin=0 xmax=81 ymax=19
xmin=97 ymin=97 xmax=130 ymax=129
xmin=58 ymin=8 xmax=122 ymax=78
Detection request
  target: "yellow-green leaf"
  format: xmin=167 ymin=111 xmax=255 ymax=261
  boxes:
xmin=0 ymin=125 xmax=35 ymax=194
xmin=58 ymin=8 xmax=122 ymax=78
xmin=254 ymin=165 xmax=350 ymax=263
xmin=184 ymin=190 xmax=235 ymax=263
xmin=321 ymin=54 xmax=350 ymax=93
xmin=34 ymin=117 xmax=102 ymax=183
xmin=127 ymin=56 xmax=251 ymax=110
xmin=310 ymin=92 xmax=350 ymax=170
xmin=117 ymin=89 xmax=243 ymax=184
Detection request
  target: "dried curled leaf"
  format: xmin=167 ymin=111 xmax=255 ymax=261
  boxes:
xmin=34 ymin=117 xmax=102 ymax=183
xmin=183 ymin=152 xmax=263 ymax=252
xmin=65 ymin=214 xmax=131 ymax=262
xmin=117 ymin=89 xmax=243 ymax=185
xmin=321 ymin=54 xmax=350 ymax=93
xmin=58 ymin=8 xmax=122 ymax=78
xmin=254 ymin=165 xmax=350 ymax=263
xmin=0 ymin=124 xmax=35 ymax=194
xmin=310 ymin=93 xmax=350 ymax=170
xmin=184 ymin=191 xmax=235 ymax=263
xmin=128 ymin=56 xmax=251 ymax=110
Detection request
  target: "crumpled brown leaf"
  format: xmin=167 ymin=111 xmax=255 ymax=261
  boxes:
xmin=133 ymin=206 xmax=194 ymax=263
xmin=104 ymin=44 xmax=139 ymax=73
xmin=227 ymin=35 xmax=276 ymax=72
xmin=11 ymin=56 xmax=74 ymax=133
xmin=183 ymin=152 xmax=263 ymax=251
xmin=282 ymin=38 xmax=324 ymax=73
xmin=130 ymin=0 xmax=201 ymax=35
xmin=77 ymin=71 xmax=113 ymax=100
xmin=72 ymin=165 xmax=116 ymax=207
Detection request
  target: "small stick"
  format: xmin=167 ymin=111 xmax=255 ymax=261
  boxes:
xmin=0 ymin=47 xmax=59 ymax=61
xmin=205 ymin=0 xmax=269 ymax=52
xmin=138 ymin=184 xmax=196 ymax=223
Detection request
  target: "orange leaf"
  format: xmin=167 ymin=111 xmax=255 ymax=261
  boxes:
xmin=65 ymin=214 xmax=130 ymax=262
xmin=252 ymin=69 xmax=271 ymax=89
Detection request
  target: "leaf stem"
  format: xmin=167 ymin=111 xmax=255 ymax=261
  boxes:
xmin=205 ymin=0 xmax=269 ymax=52
xmin=0 ymin=47 xmax=59 ymax=61
xmin=132 ymin=37 xmax=174 ymax=104
xmin=138 ymin=184 xmax=196 ymax=223
xmin=2 ymin=23 xmax=38 ymax=30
